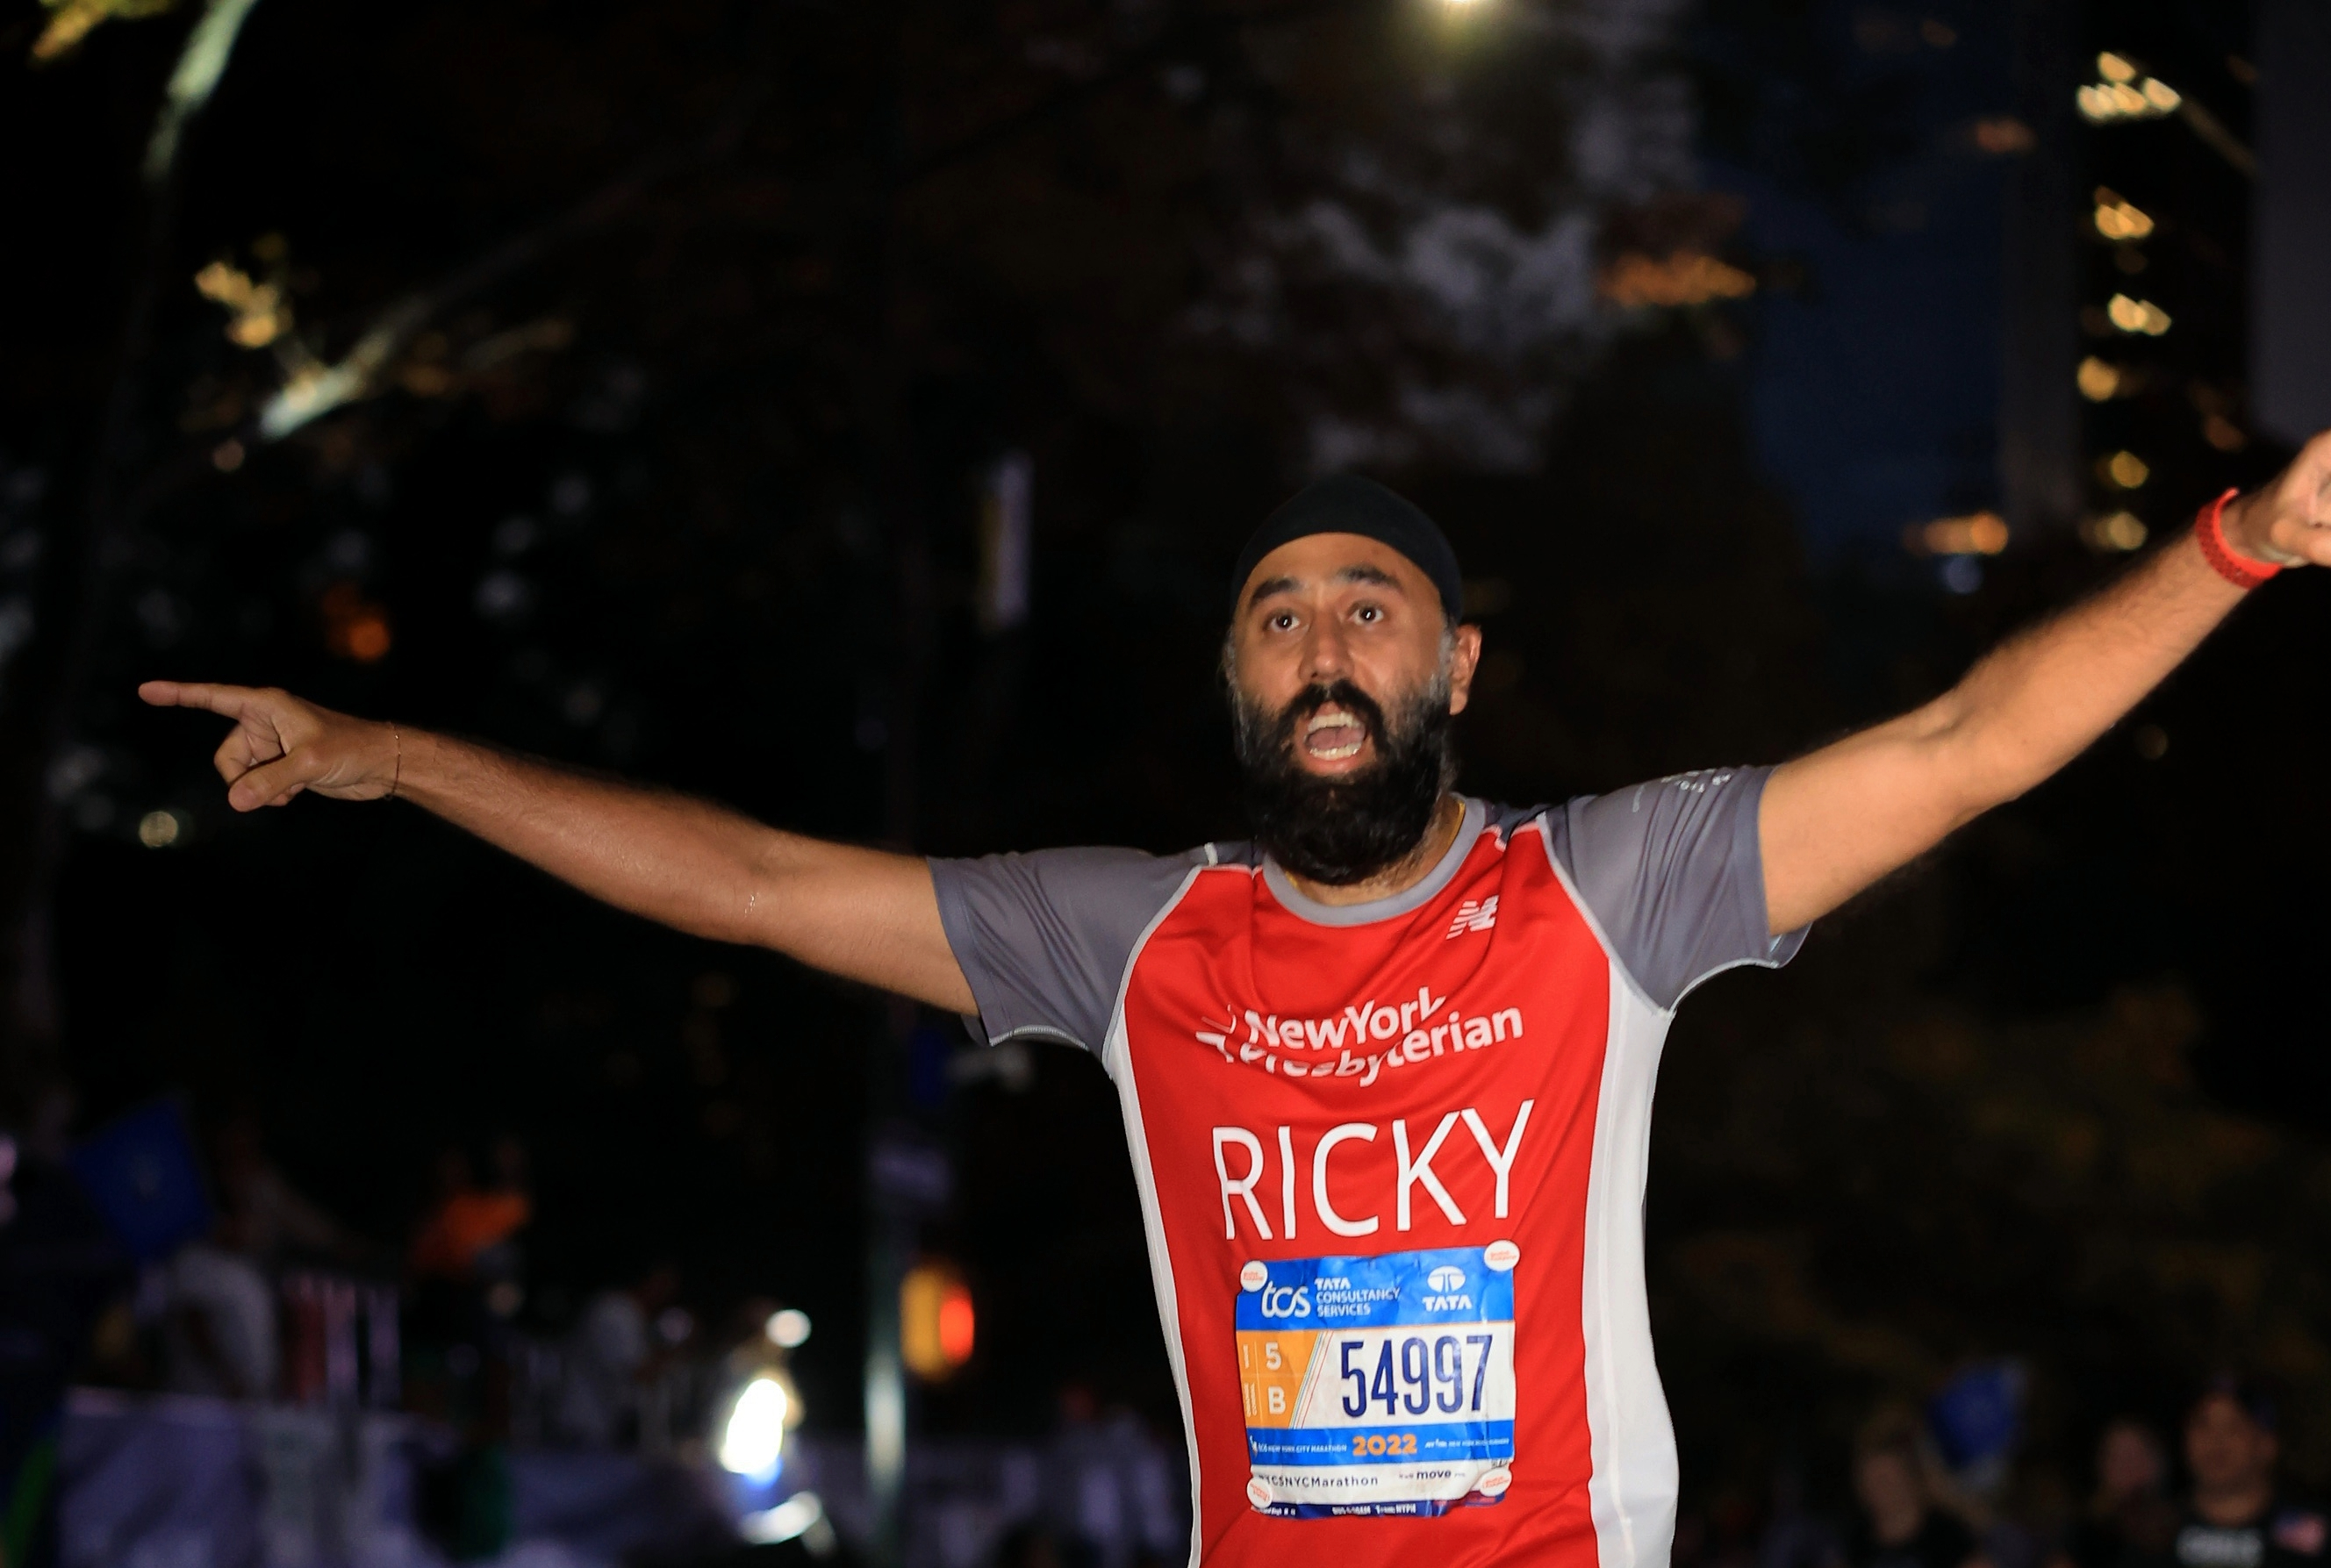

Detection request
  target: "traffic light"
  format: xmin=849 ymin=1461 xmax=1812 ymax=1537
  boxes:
xmin=900 ymin=1260 xmax=974 ymax=1379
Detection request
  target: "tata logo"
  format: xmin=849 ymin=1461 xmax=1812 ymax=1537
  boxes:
xmin=1258 ymin=1284 xmax=1311 ymax=1320
xmin=1426 ymin=1266 xmax=1466 ymax=1293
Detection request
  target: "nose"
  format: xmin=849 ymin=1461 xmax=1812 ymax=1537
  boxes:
xmin=1298 ymin=614 xmax=1352 ymax=686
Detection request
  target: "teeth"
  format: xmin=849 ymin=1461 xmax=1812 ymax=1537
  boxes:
xmin=1302 ymin=708 xmax=1365 ymax=759
xmin=1295 ymin=708 xmax=1361 ymax=759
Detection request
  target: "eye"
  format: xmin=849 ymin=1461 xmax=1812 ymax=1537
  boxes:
xmin=1267 ymin=611 xmax=1296 ymax=632
xmin=1353 ymin=602 xmax=1382 ymax=624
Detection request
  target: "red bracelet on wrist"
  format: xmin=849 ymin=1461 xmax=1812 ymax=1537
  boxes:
xmin=2196 ymin=487 xmax=2279 ymax=590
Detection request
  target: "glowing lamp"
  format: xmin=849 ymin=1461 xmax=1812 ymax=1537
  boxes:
xmin=901 ymin=1262 xmax=975 ymax=1379
xmin=766 ymin=1308 xmax=812 ymax=1349
xmin=717 ymin=1376 xmax=790 ymax=1479
xmin=1904 ymin=512 xmax=2009 ymax=559
xmin=2106 ymin=295 xmax=2170 ymax=336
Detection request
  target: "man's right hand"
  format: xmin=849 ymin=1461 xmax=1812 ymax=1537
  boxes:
xmin=139 ymin=682 xmax=401 ymax=810
xmin=139 ymin=679 xmax=980 ymax=1013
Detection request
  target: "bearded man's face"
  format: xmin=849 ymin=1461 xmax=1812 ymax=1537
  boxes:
xmin=1232 ymin=674 xmax=1456 ymax=884
xmin=1224 ymin=533 xmax=1481 ymax=885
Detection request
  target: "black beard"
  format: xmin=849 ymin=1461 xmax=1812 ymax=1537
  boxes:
xmin=1232 ymin=677 xmax=1456 ymax=886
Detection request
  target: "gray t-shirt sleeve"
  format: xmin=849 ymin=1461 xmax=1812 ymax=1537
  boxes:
xmin=1547 ymin=766 xmax=1806 ymax=1011
xmin=927 ymin=847 xmax=1204 ymax=1053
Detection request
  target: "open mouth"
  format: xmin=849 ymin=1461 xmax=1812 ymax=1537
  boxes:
xmin=1302 ymin=708 xmax=1368 ymax=762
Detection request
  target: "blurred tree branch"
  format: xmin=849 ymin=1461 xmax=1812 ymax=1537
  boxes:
xmin=0 ymin=0 xmax=1703 ymax=1104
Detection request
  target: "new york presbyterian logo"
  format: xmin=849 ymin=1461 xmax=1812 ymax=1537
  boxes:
xmin=1445 ymin=895 xmax=1498 ymax=939
xmin=1194 ymin=984 xmax=1528 ymax=1087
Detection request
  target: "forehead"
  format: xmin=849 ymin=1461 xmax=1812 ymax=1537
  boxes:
xmin=1239 ymin=532 xmax=1431 ymax=610
xmin=2191 ymin=1395 xmax=2262 ymax=1432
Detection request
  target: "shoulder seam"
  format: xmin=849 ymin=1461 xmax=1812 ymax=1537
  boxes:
xmin=1528 ymin=811 xmax=1672 ymax=1018
xmin=1103 ymin=863 xmax=1209 ymax=1078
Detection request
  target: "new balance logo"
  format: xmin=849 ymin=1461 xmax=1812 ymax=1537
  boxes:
xmin=1445 ymin=896 xmax=1498 ymax=938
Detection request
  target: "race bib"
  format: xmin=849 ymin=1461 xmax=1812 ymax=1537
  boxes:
xmin=1235 ymin=1242 xmax=1517 ymax=1518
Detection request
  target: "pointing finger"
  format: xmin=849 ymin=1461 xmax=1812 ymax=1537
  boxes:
xmin=140 ymin=680 xmax=262 ymax=718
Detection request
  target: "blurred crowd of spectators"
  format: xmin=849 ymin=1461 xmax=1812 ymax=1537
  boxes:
xmin=1701 ymin=1378 xmax=2323 ymax=1568
xmin=78 ymin=1107 xmax=781 ymax=1466
xmin=51 ymin=1101 xmax=1192 ymax=1567
xmin=111 ymin=1099 xmax=2331 ymax=1568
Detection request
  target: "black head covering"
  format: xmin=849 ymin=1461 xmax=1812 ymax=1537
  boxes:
xmin=1230 ymin=475 xmax=1464 ymax=623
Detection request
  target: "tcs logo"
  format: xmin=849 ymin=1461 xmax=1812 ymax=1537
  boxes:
xmin=1242 ymin=1262 xmax=1313 ymax=1319
xmin=1427 ymin=1265 xmax=1466 ymax=1293
xmin=1259 ymin=1284 xmax=1311 ymax=1319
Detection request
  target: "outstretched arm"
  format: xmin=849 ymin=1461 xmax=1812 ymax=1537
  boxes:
xmin=1761 ymin=433 xmax=2331 ymax=934
xmin=137 ymin=683 xmax=977 ymax=1013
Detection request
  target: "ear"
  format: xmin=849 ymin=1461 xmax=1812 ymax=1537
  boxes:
xmin=1445 ymin=624 xmax=1486 ymax=715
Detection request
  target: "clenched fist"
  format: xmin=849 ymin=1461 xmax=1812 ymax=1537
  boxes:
xmin=2224 ymin=430 xmax=2331 ymax=568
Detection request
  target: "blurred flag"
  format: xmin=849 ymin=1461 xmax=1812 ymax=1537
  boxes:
xmin=66 ymin=1099 xmax=211 ymax=1264
xmin=1927 ymin=1359 xmax=2026 ymax=1493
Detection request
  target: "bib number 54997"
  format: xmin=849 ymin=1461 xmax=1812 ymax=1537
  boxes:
xmin=1339 ymin=1334 xmax=1495 ymax=1418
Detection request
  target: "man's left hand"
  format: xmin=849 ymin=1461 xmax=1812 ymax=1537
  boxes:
xmin=2223 ymin=431 xmax=2331 ymax=568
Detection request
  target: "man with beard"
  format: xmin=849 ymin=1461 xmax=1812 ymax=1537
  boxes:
xmin=143 ymin=440 xmax=2331 ymax=1568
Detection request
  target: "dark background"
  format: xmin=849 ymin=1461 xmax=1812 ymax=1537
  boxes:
xmin=3 ymin=0 xmax=2327 ymax=1527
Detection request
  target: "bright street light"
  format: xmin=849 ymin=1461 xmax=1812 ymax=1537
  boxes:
xmin=717 ymin=1376 xmax=790 ymax=1479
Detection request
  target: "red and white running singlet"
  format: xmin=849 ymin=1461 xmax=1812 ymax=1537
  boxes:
xmin=931 ymin=772 xmax=1805 ymax=1568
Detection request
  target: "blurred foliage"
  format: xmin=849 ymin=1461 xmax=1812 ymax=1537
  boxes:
xmin=1658 ymin=962 xmax=2331 ymax=1495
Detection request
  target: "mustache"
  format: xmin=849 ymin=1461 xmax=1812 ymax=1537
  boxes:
xmin=1231 ymin=673 xmax=1455 ymax=886
xmin=1258 ymin=680 xmax=1388 ymax=751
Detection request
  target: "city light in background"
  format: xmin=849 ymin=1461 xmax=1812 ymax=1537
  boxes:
xmin=2063 ymin=27 xmax=2261 ymax=568
xmin=741 ymin=1491 xmax=830 ymax=1549
xmin=2078 ymin=357 xmax=2128 ymax=402
xmin=1597 ymin=252 xmax=1758 ymax=310
xmin=1903 ymin=512 xmax=2010 ymax=559
xmin=715 ymin=1375 xmax=790 ymax=1479
xmin=2076 ymin=48 xmax=2255 ymax=176
xmin=2078 ymin=511 xmax=2149 ymax=554
xmin=2098 ymin=450 xmax=2152 ymax=490
xmin=900 ymin=1261 xmax=975 ymax=1380
xmin=2092 ymin=190 xmax=2156 ymax=242
xmin=2107 ymin=294 xmax=2172 ymax=336
xmin=2077 ymin=52 xmax=2182 ymax=124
